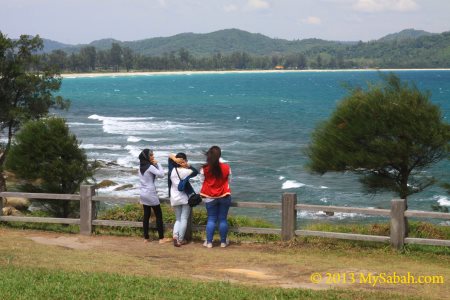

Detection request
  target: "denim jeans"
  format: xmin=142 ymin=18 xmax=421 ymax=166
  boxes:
xmin=173 ymin=204 xmax=191 ymax=241
xmin=205 ymin=196 xmax=232 ymax=243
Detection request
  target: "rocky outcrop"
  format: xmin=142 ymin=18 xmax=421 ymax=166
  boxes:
xmin=4 ymin=197 xmax=30 ymax=210
xmin=114 ymin=184 xmax=133 ymax=191
xmin=2 ymin=206 xmax=23 ymax=216
xmin=95 ymin=180 xmax=118 ymax=189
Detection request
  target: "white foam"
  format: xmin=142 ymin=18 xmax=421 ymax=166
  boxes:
xmin=297 ymin=210 xmax=371 ymax=220
xmin=282 ymin=180 xmax=305 ymax=189
xmin=88 ymin=115 xmax=154 ymax=121
xmin=127 ymin=136 xmax=141 ymax=142
xmin=67 ymin=122 xmax=102 ymax=126
xmin=279 ymin=176 xmax=285 ymax=180
xmin=81 ymin=144 xmax=122 ymax=150
xmin=320 ymin=186 xmax=328 ymax=189
xmin=435 ymin=195 xmax=450 ymax=206
xmin=236 ymin=116 xmax=241 ymax=120
xmin=88 ymin=114 xmax=201 ymax=136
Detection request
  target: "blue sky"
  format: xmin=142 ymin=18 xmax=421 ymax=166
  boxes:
xmin=0 ymin=0 xmax=449 ymax=44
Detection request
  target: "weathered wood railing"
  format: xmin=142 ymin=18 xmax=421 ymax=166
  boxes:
xmin=1 ymin=186 xmax=449 ymax=249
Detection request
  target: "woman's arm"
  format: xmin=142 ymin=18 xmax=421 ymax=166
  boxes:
xmin=148 ymin=163 xmax=165 ymax=178
xmin=189 ymin=165 xmax=199 ymax=177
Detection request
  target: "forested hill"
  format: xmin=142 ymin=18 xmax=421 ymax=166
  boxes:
xmin=38 ymin=28 xmax=450 ymax=69
xmin=48 ymin=29 xmax=341 ymax=56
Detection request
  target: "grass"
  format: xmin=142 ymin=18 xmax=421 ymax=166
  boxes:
xmin=0 ymin=266 xmax=419 ymax=300
xmin=1 ymin=226 xmax=448 ymax=299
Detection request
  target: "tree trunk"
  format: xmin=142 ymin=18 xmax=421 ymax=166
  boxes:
xmin=399 ymin=173 xmax=409 ymax=236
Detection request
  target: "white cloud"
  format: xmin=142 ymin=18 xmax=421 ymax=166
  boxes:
xmin=224 ymin=4 xmax=238 ymax=12
xmin=302 ymin=16 xmax=322 ymax=25
xmin=353 ymin=0 xmax=419 ymax=13
xmin=246 ymin=0 xmax=270 ymax=10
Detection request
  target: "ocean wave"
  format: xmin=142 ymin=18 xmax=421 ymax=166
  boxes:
xmin=88 ymin=114 xmax=205 ymax=135
xmin=435 ymin=195 xmax=450 ymax=206
xmin=67 ymin=122 xmax=102 ymax=126
xmin=81 ymin=144 xmax=122 ymax=150
xmin=282 ymin=180 xmax=305 ymax=189
xmin=88 ymin=114 xmax=154 ymax=121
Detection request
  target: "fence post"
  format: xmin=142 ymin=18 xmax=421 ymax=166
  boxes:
xmin=0 ymin=193 xmax=3 ymax=217
xmin=185 ymin=209 xmax=193 ymax=242
xmin=390 ymin=199 xmax=406 ymax=249
xmin=80 ymin=185 xmax=95 ymax=236
xmin=281 ymin=193 xmax=297 ymax=241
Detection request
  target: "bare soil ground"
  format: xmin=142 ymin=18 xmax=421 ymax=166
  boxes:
xmin=1 ymin=227 xmax=448 ymax=299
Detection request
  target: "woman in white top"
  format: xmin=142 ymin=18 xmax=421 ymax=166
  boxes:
xmin=139 ymin=149 xmax=171 ymax=244
xmin=168 ymin=153 xmax=198 ymax=247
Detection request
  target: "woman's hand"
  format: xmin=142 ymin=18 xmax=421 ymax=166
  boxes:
xmin=150 ymin=157 xmax=158 ymax=165
xmin=179 ymin=160 xmax=190 ymax=168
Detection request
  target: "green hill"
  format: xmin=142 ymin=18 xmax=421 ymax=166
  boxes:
xmin=53 ymin=28 xmax=344 ymax=56
xmin=38 ymin=28 xmax=450 ymax=68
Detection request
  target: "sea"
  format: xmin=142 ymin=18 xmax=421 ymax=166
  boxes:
xmin=55 ymin=70 xmax=450 ymax=224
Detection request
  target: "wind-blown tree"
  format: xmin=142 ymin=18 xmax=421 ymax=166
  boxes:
xmin=6 ymin=118 xmax=92 ymax=217
xmin=306 ymin=73 xmax=450 ymax=207
xmin=0 ymin=32 xmax=69 ymax=193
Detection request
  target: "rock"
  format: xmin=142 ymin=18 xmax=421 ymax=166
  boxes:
xmin=2 ymin=206 xmax=23 ymax=216
xmin=324 ymin=211 xmax=334 ymax=216
xmin=95 ymin=180 xmax=118 ymax=189
xmin=114 ymin=184 xmax=133 ymax=191
xmin=5 ymin=197 xmax=30 ymax=210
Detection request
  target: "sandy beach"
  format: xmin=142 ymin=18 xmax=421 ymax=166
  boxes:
xmin=60 ymin=68 xmax=450 ymax=79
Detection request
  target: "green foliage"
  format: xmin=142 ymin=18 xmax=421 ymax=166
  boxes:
xmin=37 ymin=29 xmax=450 ymax=71
xmin=305 ymin=221 xmax=450 ymax=240
xmin=5 ymin=117 xmax=92 ymax=217
xmin=0 ymin=266 xmax=413 ymax=300
xmin=307 ymin=73 xmax=450 ymax=199
xmin=0 ymin=32 xmax=69 ymax=193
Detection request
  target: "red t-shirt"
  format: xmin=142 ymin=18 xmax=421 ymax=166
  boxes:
xmin=200 ymin=163 xmax=231 ymax=198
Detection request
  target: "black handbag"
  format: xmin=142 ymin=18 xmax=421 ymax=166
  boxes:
xmin=175 ymin=167 xmax=202 ymax=207
xmin=187 ymin=193 xmax=202 ymax=207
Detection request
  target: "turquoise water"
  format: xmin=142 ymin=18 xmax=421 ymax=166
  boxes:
xmin=58 ymin=71 xmax=450 ymax=223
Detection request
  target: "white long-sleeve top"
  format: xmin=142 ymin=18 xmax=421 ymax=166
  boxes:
xmin=139 ymin=163 xmax=164 ymax=206
xmin=170 ymin=167 xmax=194 ymax=206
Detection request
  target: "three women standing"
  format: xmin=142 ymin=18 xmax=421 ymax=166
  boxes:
xmin=139 ymin=145 xmax=232 ymax=248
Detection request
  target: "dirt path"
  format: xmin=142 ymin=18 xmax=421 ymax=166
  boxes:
xmin=1 ymin=228 xmax=449 ymax=298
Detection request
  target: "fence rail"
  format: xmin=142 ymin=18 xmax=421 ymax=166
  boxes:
xmin=1 ymin=185 xmax=449 ymax=249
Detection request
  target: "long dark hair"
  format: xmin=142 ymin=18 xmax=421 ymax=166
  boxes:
xmin=203 ymin=146 xmax=222 ymax=178
xmin=139 ymin=148 xmax=153 ymax=175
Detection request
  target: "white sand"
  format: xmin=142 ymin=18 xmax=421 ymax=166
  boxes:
xmin=60 ymin=68 xmax=450 ymax=79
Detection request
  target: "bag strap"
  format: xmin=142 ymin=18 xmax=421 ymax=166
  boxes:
xmin=174 ymin=167 xmax=181 ymax=180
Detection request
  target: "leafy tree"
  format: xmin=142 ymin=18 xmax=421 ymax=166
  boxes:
xmin=110 ymin=43 xmax=122 ymax=71
xmin=122 ymin=47 xmax=133 ymax=72
xmin=79 ymin=46 xmax=96 ymax=71
xmin=5 ymin=118 xmax=92 ymax=217
xmin=0 ymin=32 xmax=69 ymax=193
xmin=306 ymin=73 xmax=450 ymax=206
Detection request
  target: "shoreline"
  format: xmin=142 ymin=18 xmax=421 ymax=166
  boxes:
xmin=60 ymin=68 xmax=450 ymax=79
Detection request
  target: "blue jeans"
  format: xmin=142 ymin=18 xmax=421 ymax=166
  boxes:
xmin=205 ymin=196 xmax=232 ymax=243
xmin=173 ymin=204 xmax=191 ymax=241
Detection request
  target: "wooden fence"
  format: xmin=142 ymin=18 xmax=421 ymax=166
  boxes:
xmin=1 ymin=185 xmax=449 ymax=249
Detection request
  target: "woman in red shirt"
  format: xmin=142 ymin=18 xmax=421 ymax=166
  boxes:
xmin=200 ymin=146 xmax=232 ymax=248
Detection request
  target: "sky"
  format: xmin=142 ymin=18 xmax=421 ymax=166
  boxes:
xmin=0 ymin=0 xmax=449 ymax=44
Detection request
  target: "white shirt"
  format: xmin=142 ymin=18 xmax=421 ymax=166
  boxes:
xmin=139 ymin=163 xmax=164 ymax=206
xmin=170 ymin=167 xmax=194 ymax=206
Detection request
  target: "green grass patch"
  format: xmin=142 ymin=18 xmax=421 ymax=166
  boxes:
xmin=0 ymin=265 xmax=416 ymax=300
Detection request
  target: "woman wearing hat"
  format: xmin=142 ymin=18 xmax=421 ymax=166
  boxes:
xmin=139 ymin=148 xmax=171 ymax=244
